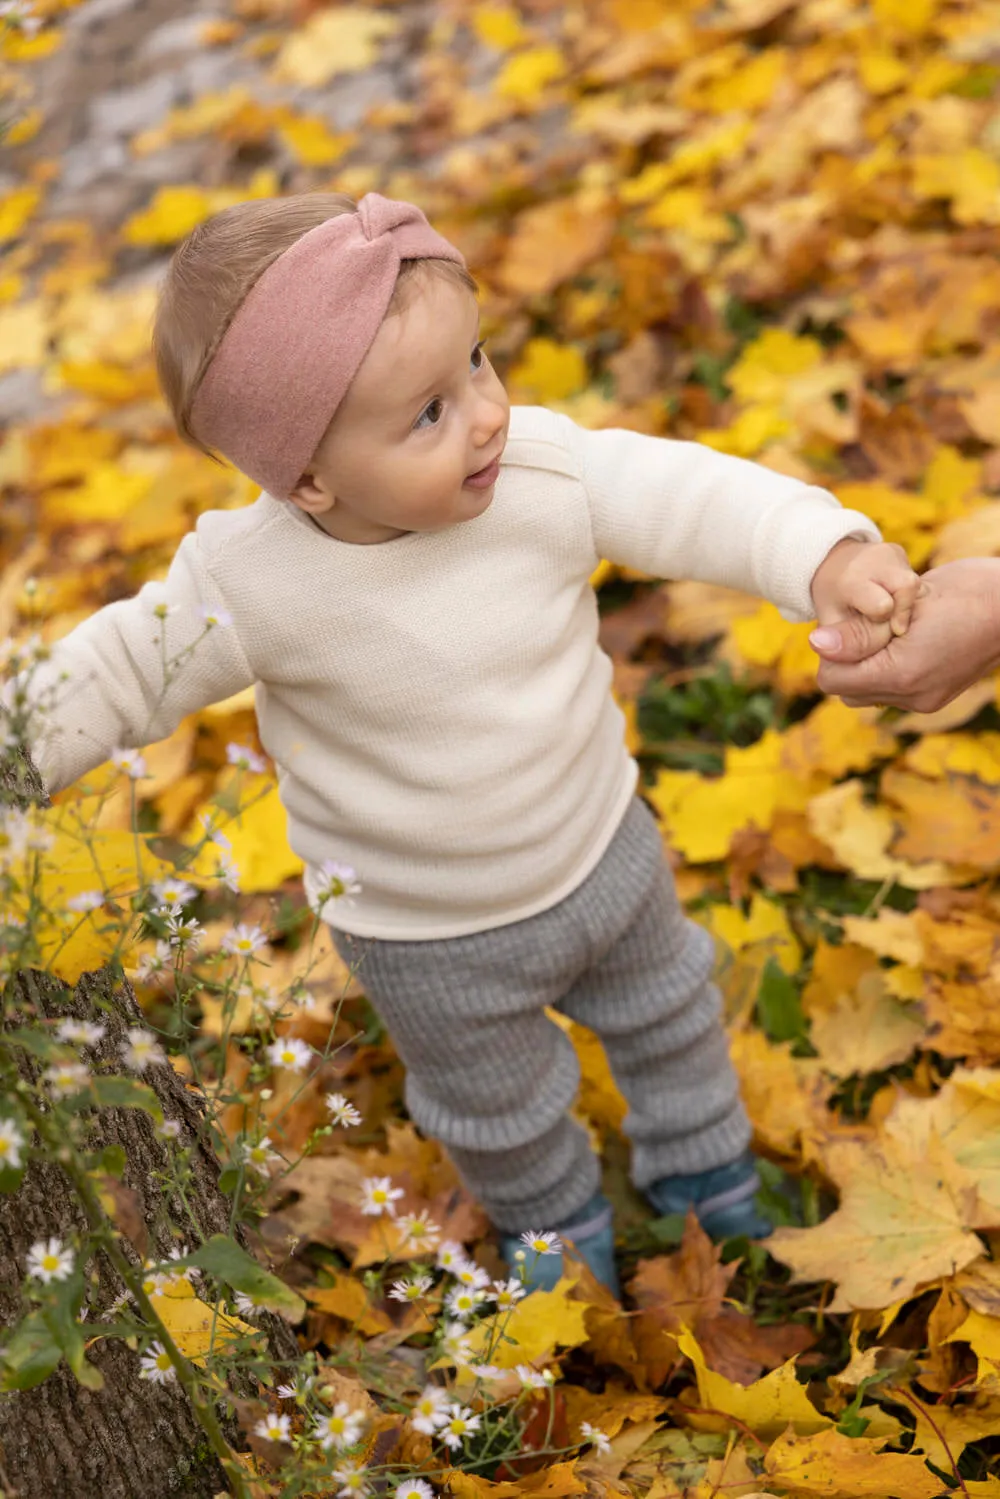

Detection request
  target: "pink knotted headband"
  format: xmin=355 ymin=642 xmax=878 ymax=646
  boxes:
xmin=189 ymin=193 xmax=466 ymax=499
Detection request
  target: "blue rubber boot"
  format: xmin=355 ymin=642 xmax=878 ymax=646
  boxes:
xmin=499 ymin=1191 xmax=621 ymax=1299
xmin=645 ymin=1151 xmax=772 ymax=1240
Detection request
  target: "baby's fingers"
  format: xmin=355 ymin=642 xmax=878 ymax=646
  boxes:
xmin=889 ymin=575 xmax=922 ymax=636
xmin=841 ymin=577 xmax=896 ymax=622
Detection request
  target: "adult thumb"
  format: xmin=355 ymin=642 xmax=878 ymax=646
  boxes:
xmin=809 ymin=615 xmax=890 ymax=663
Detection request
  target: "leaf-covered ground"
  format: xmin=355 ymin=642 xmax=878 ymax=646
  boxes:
xmin=4 ymin=0 xmax=1000 ymax=1494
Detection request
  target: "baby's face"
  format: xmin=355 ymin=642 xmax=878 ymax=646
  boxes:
xmin=290 ymin=274 xmax=510 ymax=544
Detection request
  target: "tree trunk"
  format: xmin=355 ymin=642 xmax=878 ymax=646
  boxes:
xmin=0 ymin=752 xmax=301 ymax=1499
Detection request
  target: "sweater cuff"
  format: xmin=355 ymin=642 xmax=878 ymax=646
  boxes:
xmin=763 ymin=503 xmax=881 ymax=622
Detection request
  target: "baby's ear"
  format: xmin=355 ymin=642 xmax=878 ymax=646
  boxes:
xmin=287 ymin=474 xmax=334 ymax=514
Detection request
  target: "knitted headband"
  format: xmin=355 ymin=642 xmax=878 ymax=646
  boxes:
xmin=188 ymin=193 xmax=467 ymax=499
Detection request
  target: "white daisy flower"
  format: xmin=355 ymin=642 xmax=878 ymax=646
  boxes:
xmin=266 ymin=1036 xmax=313 ymax=1073
xmin=359 ymin=1175 xmax=404 ymax=1217
xmin=388 ymin=1273 xmax=433 ymax=1303
xmin=151 ymin=878 xmax=196 ymax=909
xmin=66 ymin=890 xmax=103 ymax=913
xmin=312 ymin=1402 xmax=365 ymax=1451
xmin=254 ymin=1413 xmax=291 ymax=1443
xmin=162 ymin=905 xmax=202 ymax=953
xmin=111 ymin=747 xmax=147 ymax=780
xmin=42 ymin=1061 xmax=89 ymax=1096
xmin=226 ymin=743 xmax=266 ymax=773
xmin=136 ymin=940 xmax=174 ymax=983
xmin=277 ymin=1372 xmax=316 ymax=1401
xmin=200 ymin=605 xmax=232 ymax=629
xmin=156 ymin=1118 xmax=182 ymax=1141
xmin=23 ymin=817 xmax=54 ymax=853
xmin=54 ymin=1019 xmax=106 ymax=1047
xmin=519 ymin=1230 xmax=561 ymax=1256
xmin=309 ymin=860 xmax=362 ymax=920
xmin=139 ymin=1341 xmax=175 ymax=1384
xmin=164 ymin=1246 xmax=201 ymax=1286
xmin=435 ymin=1240 xmax=468 ymax=1274
xmin=214 ymin=852 xmax=241 ymax=892
xmin=150 ymin=601 xmax=179 ymax=621
xmin=26 ymin=1237 xmax=73 ymax=1284
xmin=120 ymin=1027 xmax=166 ymax=1072
xmin=395 ymin=1482 xmax=435 ymax=1499
xmin=471 ymin=1363 xmax=502 ymax=1381
xmin=221 ymin=923 xmax=267 ymax=958
xmin=439 ymin=1403 xmax=481 ymax=1451
xmin=580 ymin=1421 xmax=612 ymax=1456
xmin=325 ymin=1092 xmax=362 ymax=1128
xmin=515 ymin=1365 xmax=552 ymax=1389
xmin=0 ymin=1117 xmax=26 ymax=1170
xmin=453 ymin=1261 xmax=490 ymax=1291
xmin=490 ymin=1276 xmax=526 ymax=1310
xmin=331 ymin=1459 xmax=369 ymax=1498
xmin=240 ymin=1135 xmax=282 ymax=1173
xmin=399 ymin=1210 xmax=441 ymax=1251
xmin=440 ymin=1320 xmax=474 ymax=1367
xmin=445 ymin=1285 xmax=482 ymax=1320
xmin=234 ymin=1291 xmax=261 ymax=1318
xmin=410 ymin=1384 xmax=450 ymax=1434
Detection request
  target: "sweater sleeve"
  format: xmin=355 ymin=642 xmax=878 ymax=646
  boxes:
xmin=2 ymin=531 xmax=255 ymax=795
xmin=571 ymin=421 xmax=880 ymax=620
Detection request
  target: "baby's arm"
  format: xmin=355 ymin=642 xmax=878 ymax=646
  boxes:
xmin=810 ymin=537 xmax=921 ymax=650
xmin=2 ymin=531 xmax=255 ymax=796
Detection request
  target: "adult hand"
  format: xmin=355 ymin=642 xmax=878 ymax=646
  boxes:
xmin=809 ymin=557 xmax=1000 ymax=711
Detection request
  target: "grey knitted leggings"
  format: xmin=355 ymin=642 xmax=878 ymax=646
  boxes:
xmin=329 ymin=796 xmax=750 ymax=1232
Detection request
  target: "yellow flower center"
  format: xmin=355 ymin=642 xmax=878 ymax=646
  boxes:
xmin=42 ymin=1254 xmax=59 ymax=1271
xmin=0 ymin=1140 xmax=10 ymax=1157
xmin=155 ymin=1351 xmax=171 ymax=1370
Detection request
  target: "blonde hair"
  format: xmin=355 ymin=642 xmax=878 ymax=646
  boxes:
xmin=153 ymin=192 xmax=478 ymax=458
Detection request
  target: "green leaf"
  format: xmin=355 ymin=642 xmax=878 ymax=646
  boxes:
xmin=94 ymin=1143 xmax=127 ymax=1178
xmin=183 ymin=1234 xmax=305 ymax=1323
xmin=0 ymin=1311 xmax=63 ymax=1391
xmin=756 ymin=957 xmax=807 ymax=1046
xmin=1 ymin=1026 xmax=65 ymax=1061
xmin=0 ymin=1160 xmax=26 ymax=1194
xmin=41 ymin=1270 xmax=104 ymax=1391
xmin=217 ymin=1166 xmax=239 ymax=1195
xmin=75 ymin=1076 xmax=163 ymax=1123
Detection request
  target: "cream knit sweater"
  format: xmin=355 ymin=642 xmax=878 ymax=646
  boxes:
xmin=15 ymin=406 xmax=879 ymax=938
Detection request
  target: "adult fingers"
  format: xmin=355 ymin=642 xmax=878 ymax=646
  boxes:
xmin=809 ymin=613 xmax=894 ymax=663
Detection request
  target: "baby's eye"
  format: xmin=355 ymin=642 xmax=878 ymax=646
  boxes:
xmin=470 ymin=340 xmax=487 ymax=371
xmin=414 ymin=398 xmax=444 ymax=430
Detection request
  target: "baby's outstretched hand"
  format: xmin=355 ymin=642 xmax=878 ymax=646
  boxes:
xmin=811 ymin=539 xmax=922 ymax=650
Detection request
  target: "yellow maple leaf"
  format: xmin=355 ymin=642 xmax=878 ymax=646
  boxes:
xmin=763 ymin=1426 xmax=943 ymax=1498
xmin=509 ymin=338 xmax=588 ymax=401
xmin=472 ymin=3 xmax=528 ymax=49
xmin=807 ymin=778 xmax=955 ymax=889
xmin=650 ymin=730 xmax=808 ymax=864
xmin=273 ymin=112 xmax=355 ymax=168
xmin=709 ymin=893 xmax=801 ymax=975
xmin=493 ymin=45 xmax=565 ymax=102
xmin=272 ymin=7 xmax=400 ymax=87
xmin=887 ymin=1069 xmax=1000 ymax=1217
xmin=678 ymin=1328 xmax=829 ymax=1440
xmin=766 ymin=1131 xmax=985 ymax=1311
xmin=463 ymin=1279 xmax=590 ymax=1369
xmin=0 ymin=185 xmax=43 ymax=242
xmin=912 ymin=149 xmax=1000 ymax=226
xmin=808 ymin=974 xmax=926 ymax=1078
xmin=149 ymin=1279 xmax=257 ymax=1364
xmin=840 ymin=909 xmax=924 ymax=966
xmin=191 ymin=778 xmax=303 ymax=894
xmin=726 ymin=328 xmax=824 ymax=405
xmin=904 ymin=732 xmax=1000 ymax=784
xmin=0 ymin=300 xmax=47 ymax=374
xmin=729 ymin=1029 xmax=831 ymax=1162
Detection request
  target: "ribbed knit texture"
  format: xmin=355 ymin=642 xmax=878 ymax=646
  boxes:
xmin=13 ymin=406 xmax=878 ymax=940
xmin=330 ymin=796 xmax=750 ymax=1231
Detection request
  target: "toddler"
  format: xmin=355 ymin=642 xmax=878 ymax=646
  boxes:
xmin=6 ymin=192 xmax=918 ymax=1296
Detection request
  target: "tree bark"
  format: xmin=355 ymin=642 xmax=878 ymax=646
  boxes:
xmin=0 ymin=752 xmax=301 ymax=1499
